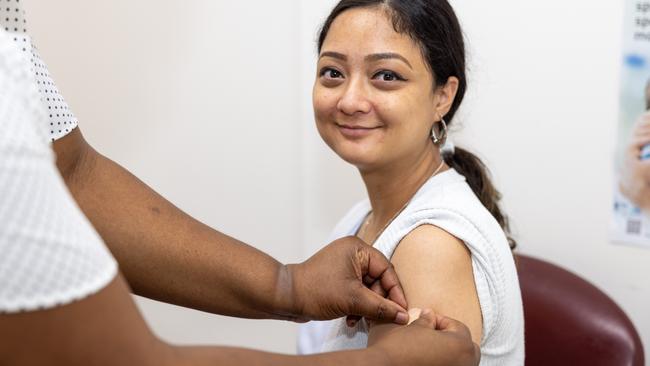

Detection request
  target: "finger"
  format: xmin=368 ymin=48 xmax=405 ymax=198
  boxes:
xmin=435 ymin=314 xmax=472 ymax=338
xmin=360 ymin=245 xmax=393 ymax=279
xmin=369 ymin=280 xmax=387 ymax=298
xmin=635 ymin=125 xmax=650 ymax=135
xmin=628 ymin=141 xmax=650 ymax=158
xmin=633 ymin=129 xmax=650 ymax=141
xmin=361 ymin=246 xmax=408 ymax=310
xmin=386 ymin=283 xmax=408 ymax=313
xmin=435 ymin=314 xmax=455 ymax=331
xmin=632 ymin=134 xmax=650 ymax=149
xmin=635 ymin=115 xmax=650 ymax=128
xmin=634 ymin=112 xmax=650 ymax=130
xmin=633 ymin=133 xmax=650 ymax=147
xmin=354 ymin=286 xmax=409 ymax=325
xmin=639 ymin=112 xmax=650 ymax=126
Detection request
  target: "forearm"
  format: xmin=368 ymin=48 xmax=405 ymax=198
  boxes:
xmin=56 ymin=131 xmax=295 ymax=319
xmin=170 ymin=346 xmax=387 ymax=366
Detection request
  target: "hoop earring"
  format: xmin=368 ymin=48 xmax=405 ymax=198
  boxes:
xmin=431 ymin=117 xmax=448 ymax=145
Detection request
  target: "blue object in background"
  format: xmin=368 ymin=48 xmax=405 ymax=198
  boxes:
xmin=626 ymin=54 xmax=646 ymax=69
xmin=641 ymin=145 xmax=650 ymax=160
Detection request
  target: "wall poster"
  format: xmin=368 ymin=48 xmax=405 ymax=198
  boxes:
xmin=612 ymin=0 xmax=650 ymax=247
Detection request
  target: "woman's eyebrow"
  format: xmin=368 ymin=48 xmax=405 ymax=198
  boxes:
xmin=318 ymin=51 xmax=413 ymax=70
xmin=319 ymin=51 xmax=347 ymax=61
xmin=365 ymin=53 xmax=412 ymax=69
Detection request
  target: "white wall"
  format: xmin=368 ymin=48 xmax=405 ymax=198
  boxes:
xmin=27 ymin=0 xmax=650 ymax=358
xmin=26 ymin=0 xmax=302 ymax=353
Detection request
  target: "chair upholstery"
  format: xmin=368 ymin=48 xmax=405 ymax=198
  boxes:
xmin=516 ymin=254 xmax=644 ymax=366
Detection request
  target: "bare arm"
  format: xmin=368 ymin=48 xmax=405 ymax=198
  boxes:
xmin=0 ymin=272 xmax=477 ymax=366
xmin=53 ymin=128 xmax=408 ymax=323
xmin=368 ymin=225 xmax=483 ymax=345
xmin=0 ymin=275 xmax=382 ymax=366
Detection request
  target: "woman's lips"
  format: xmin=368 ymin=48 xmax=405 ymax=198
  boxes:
xmin=336 ymin=123 xmax=382 ymax=138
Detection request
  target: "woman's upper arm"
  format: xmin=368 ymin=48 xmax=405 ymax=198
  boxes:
xmin=368 ymin=224 xmax=483 ymax=345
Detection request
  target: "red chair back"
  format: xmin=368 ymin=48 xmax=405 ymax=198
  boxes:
xmin=516 ymin=254 xmax=644 ymax=366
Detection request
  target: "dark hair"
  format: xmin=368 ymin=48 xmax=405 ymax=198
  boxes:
xmin=318 ymin=0 xmax=516 ymax=250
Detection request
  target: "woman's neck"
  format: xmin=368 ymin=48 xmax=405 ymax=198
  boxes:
xmin=360 ymin=143 xmax=445 ymax=231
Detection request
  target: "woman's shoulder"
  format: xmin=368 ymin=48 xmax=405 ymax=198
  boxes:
xmin=406 ymin=170 xmax=503 ymax=237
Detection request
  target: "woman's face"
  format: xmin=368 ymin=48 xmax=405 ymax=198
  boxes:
xmin=313 ymin=7 xmax=452 ymax=171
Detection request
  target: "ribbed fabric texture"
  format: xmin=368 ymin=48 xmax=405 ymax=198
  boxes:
xmin=0 ymin=30 xmax=117 ymax=313
xmin=298 ymin=169 xmax=525 ymax=365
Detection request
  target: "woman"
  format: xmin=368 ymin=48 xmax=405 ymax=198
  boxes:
xmin=298 ymin=0 xmax=524 ymax=364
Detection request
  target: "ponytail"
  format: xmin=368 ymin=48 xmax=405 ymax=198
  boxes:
xmin=442 ymin=147 xmax=516 ymax=251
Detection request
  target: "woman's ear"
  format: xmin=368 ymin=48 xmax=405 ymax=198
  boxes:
xmin=435 ymin=77 xmax=460 ymax=117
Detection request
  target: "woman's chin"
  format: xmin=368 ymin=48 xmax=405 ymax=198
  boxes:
xmin=333 ymin=150 xmax=380 ymax=170
xmin=321 ymin=136 xmax=384 ymax=169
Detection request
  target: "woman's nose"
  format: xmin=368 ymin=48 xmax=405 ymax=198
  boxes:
xmin=337 ymin=80 xmax=372 ymax=116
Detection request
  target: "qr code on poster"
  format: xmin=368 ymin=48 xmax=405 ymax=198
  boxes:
xmin=626 ymin=219 xmax=642 ymax=235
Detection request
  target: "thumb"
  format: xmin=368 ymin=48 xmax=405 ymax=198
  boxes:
xmin=435 ymin=314 xmax=471 ymax=336
xmin=353 ymin=286 xmax=409 ymax=325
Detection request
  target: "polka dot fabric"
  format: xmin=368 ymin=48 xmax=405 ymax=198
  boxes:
xmin=0 ymin=30 xmax=117 ymax=313
xmin=1 ymin=0 xmax=78 ymax=141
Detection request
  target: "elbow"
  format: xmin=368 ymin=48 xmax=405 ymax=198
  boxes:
xmin=53 ymin=127 xmax=99 ymax=187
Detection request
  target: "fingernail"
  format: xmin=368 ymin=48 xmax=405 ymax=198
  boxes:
xmin=396 ymin=311 xmax=409 ymax=325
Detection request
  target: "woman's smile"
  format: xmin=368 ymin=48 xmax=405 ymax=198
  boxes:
xmin=335 ymin=122 xmax=383 ymax=139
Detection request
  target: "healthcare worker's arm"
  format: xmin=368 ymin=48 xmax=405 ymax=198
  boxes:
xmin=0 ymin=273 xmax=479 ymax=366
xmin=53 ymin=128 xmax=409 ymax=324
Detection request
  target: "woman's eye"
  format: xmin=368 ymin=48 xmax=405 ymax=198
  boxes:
xmin=373 ymin=70 xmax=404 ymax=82
xmin=320 ymin=68 xmax=344 ymax=79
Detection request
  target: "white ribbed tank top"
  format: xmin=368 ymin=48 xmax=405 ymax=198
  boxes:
xmin=298 ymin=169 xmax=525 ymax=365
